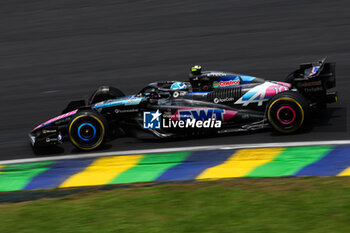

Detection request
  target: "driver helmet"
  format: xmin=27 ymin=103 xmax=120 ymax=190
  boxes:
xmin=191 ymin=65 xmax=202 ymax=75
xmin=170 ymin=82 xmax=188 ymax=90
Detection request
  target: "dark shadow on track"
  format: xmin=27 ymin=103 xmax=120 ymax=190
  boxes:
xmin=32 ymin=145 xmax=65 ymax=156
xmin=311 ymin=107 xmax=347 ymax=133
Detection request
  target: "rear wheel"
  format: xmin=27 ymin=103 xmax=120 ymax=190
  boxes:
xmin=69 ymin=110 xmax=108 ymax=150
xmin=267 ymin=91 xmax=309 ymax=133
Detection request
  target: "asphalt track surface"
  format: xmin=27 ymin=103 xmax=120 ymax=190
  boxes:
xmin=1 ymin=0 xmax=350 ymax=160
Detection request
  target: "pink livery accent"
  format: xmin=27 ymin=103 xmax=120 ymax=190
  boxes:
xmin=276 ymin=106 xmax=296 ymax=125
xmin=222 ymin=110 xmax=238 ymax=121
xmin=265 ymin=84 xmax=289 ymax=98
xmin=276 ymin=82 xmax=292 ymax=88
xmin=33 ymin=109 xmax=78 ymax=130
xmin=170 ymin=108 xmax=237 ymax=122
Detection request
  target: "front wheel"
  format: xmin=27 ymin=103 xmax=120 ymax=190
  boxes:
xmin=267 ymin=91 xmax=309 ymax=133
xmin=68 ymin=110 xmax=108 ymax=150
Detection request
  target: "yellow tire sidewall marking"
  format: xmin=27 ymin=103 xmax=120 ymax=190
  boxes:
xmin=267 ymin=97 xmax=305 ymax=133
xmin=69 ymin=114 xmax=105 ymax=150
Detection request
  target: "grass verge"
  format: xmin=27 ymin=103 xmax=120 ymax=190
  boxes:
xmin=1 ymin=177 xmax=350 ymax=233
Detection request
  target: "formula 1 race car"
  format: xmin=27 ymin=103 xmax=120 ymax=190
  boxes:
xmin=29 ymin=58 xmax=337 ymax=151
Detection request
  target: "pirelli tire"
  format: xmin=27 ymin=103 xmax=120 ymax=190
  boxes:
xmin=68 ymin=110 xmax=108 ymax=151
xmin=267 ymin=91 xmax=310 ymax=134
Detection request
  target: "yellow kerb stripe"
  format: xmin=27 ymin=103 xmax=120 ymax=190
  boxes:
xmin=196 ymin=148 xmax=283 ymax=180
xmin=60 ymin=155 xmax=143 ymax=188
xmin=337 ymin=167 xmax=350 ymax=176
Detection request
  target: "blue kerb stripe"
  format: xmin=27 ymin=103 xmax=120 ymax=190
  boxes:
xmin=294 ymin=145 xmax=350 ymax=176
xmin=156 ymin=150 xmax=235 ymax=181
xmin=23 ymin=158 xmax=95 ymax=190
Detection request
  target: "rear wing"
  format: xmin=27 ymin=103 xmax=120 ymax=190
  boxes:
xmin=290 ymin=58 xmax=337 ymax=105
xmin=287 ymin=58 xmax=336 ymax=89
xmin=298 ymin=61 xmax=336 ymax=89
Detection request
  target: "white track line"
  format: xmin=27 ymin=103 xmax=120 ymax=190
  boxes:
xmin=1 ymin=140 xmax=350 ymax=165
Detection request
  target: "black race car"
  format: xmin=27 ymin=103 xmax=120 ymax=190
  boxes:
xmin=29 ymin=58 xmax=337 ymax=151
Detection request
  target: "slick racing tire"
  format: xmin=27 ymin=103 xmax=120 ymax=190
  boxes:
xmin=69 ymin=110 xmax=108 ymax=151
xmin=267 ymin=91 xmax=309 ymax=134
xmin=89 ymin=86 xmax=125 ymax=105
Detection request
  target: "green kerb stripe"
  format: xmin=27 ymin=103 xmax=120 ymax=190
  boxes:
xmin=0 ymin=161 xmax=53 ymax=192
xmin=109 ymin=152 xmax=191 ymax=184
xmin=247 ymin=146 xmax=333 ymax=177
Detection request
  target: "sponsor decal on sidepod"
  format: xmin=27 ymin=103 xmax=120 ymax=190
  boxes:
xmin=143 ymin=110 xmax=162 ymax=129
xmin=235 ymin=82 xmax=289 ymax=106
xmin=213 ymin=97 xmax=235 ymax=103
xmin=143 ymin=108 xmax=237 ymax=129
xmin=213 ymin=80 xmax=240 ymax=88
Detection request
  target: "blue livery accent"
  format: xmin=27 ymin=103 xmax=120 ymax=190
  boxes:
xmin=93 ymin=96 xmax=144 ymax=109
xmin=254 ymin=95 xmax=261 ymax=100
xmin=240 ymin=75 xmax=256 ymax=84
xmin=309 ymin=66 xmax=320 ymax=77
xmin=242 ymin=91 xmax=256 ymax=101
xmin=186 ymin=92 xmax=210 ymax=97
xmin=218 ymin=76 xmax=240 ymax=81
xmin=170 ymin=82 xmax=187 ymax=90
xmin=77 ymin=123 xmax=96 ymax=142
